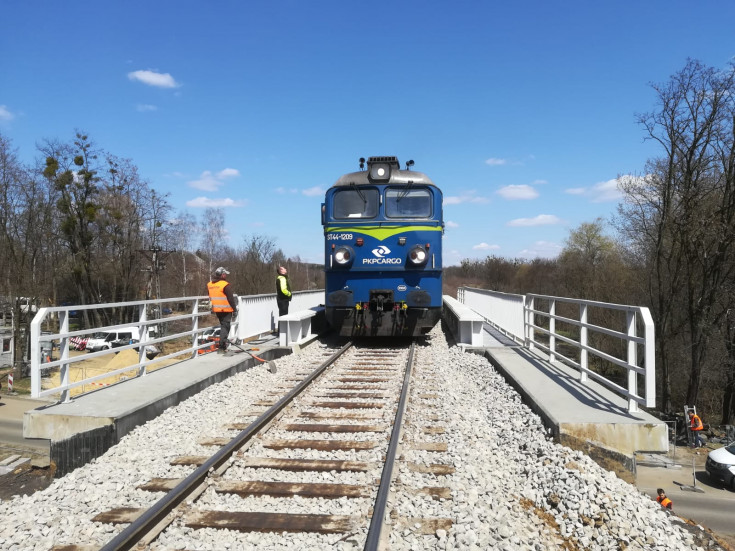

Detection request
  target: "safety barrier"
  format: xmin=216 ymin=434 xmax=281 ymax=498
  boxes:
xmin=442 ymin=296 xmax=484 ymax=346
xmin=457 ymin=287 xmax=655 ymax=413
xmin=278 ymin=307 xmax=324 ymax=346
xmin=29 ymin=290 xmax=324 ymax=403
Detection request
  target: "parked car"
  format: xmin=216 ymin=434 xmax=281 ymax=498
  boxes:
xmin=197 ymin=327 xmax=220 ymax=346
xmin=705 ymin=442 xmax=735 ymax=490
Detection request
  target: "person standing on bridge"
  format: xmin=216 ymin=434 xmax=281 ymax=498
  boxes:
xmin=656 ymin=488 xmax=673 ymax=509
xmin=689 ymin=410 xmax=705 ymax=448
xmin=207 ymin=267 xmax=237 ymax=354
xmin=276 ymin=266 xmax=292 ymax=317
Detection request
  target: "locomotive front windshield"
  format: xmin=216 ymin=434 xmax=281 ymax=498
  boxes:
xmin=385 ymin=188 xmax=432 ymax=218
xmin=333 ymin=188 xmax=379 ymax=219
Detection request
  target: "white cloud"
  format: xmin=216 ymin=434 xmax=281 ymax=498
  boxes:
xmin=517 ymin=241 xmax=563 ymax=259
xmin=564 ymin=177 xmax=627 ymax=203
xmin=0 ymin=105 xmax=14 ymax=121
xmin=302 ymin=186 xmax=325 ymax=197
xmin=217 ymin=168 xmax=240 ymax=179
xmin=531 ymin=179 xmax=548 ymax=185
xmin=497 ymin=185 xmax=539 ymax=200
xmin=443 ymin=190 xmax=489 ymax=205
xmin=507 ymin=214 xmax=562 ymax=227
xmin=127 ymin=70 xmax=180 ymax=88
xmin=186 ymin=197 xmax=247 ymax=208
xmin=472 ymin=242 xmax=501 ymax=251
xmin=445 ymin=220 xmax=459 ymax=229
xmin=188 ymin=168 xmax=240 ymax=191
xmin=136 ymin=104 xmax=157 ymax=112
xmin=485 ymin=158 xmax=507 ymax=166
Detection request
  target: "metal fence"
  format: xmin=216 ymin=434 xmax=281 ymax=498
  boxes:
xmin=29 ymin=290 xmax=324 ymax=403
xmin=458 ymin=287 xmax=655 ymax=413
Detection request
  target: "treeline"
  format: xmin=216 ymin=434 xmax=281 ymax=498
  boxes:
xmin=446 ymin=59 xmax=735 ymax=425
xmin=0 ymin=132 xmax=323 ymax=374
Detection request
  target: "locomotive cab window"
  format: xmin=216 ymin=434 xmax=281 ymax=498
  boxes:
xmin=333 ymin=187 xmax=379 ymax=219
xmin=385 ymin=188 xmax=432 ymax=218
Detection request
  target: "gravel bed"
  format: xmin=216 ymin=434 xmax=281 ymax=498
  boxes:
xmin=0 ymin=330 xmax=724 ymax=550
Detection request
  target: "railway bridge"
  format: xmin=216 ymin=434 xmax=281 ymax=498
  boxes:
xmin=7 ymin=286 xmax=662 ymax=479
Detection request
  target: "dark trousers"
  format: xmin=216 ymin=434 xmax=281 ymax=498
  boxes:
xmin=277 ymin=299 xmax=290 ymax=317
xmin=216 ymin=311 xmax=233 ymax=349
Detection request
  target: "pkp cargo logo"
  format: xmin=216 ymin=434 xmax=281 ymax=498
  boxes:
xmin=372 ymin=245 xmax=391 ymax=258
xmin=364 ymin=245 xmax=401 ymax=265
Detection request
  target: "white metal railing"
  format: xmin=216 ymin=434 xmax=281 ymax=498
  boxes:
xmin=29 ymin=290 xmax=324 ymax=403
xmin=458 ymin=287 xmax=655 ymax=413
xmin=458 ymin=287 xmax=525 ymax=343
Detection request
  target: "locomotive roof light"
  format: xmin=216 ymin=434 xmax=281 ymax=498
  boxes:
xmin=398 ymin=237 xmax=406 ymax=245
xmin=356 ymin=237 xmax=364 ymax=246
xmin=359 ymin=157 xmax=366 ymax=170
xmin=405 ymin=159 xmax=414 ymax=170
xmin=367 ymin=156 xmax=399 ymax=183
xmin=408 ymin=245 xmax=428 ymax=265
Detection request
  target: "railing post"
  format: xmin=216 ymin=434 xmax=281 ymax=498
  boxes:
xmin=548 ymin=299 xmax=556 ymax=363
xmin=579 ymin=303 xmax=588 ymax=383
xmin=627 ymin=310 xmax=638 ymax=412
xmin=30 ymin=309 xmax=44 ymax=398
xmin=642 ymin=307 xmax=656 ymax=408
xmin=191 ymin=300 xmax=200 ymax=360
xmin=138 ymin=303 xmax=148 ymax=377
xmin=526 ymin=296 xmax=535 ymax=350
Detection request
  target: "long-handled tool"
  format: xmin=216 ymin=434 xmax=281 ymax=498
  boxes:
xmin=226 ymin=340 xmax=277 ymax=373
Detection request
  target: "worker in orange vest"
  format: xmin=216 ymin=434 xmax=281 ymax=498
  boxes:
xmin=207 ymin=267 xmax=238 ymax=354
xmin=656 ymin=488 xmax=673 ymax=509
xmin=689 ymin=410 xmax=704 ymax=448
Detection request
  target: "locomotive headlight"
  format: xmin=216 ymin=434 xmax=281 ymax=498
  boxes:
xmin=408 ymin=245 xmax=428 ymax=265
xmin=334 ymin=246 xmax=354 ymax=266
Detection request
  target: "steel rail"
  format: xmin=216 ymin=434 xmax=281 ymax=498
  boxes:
xmin=99 ymin=341 xmax=353 ymax=551
xmin=363 ymin=342 xmax=416 ymax=550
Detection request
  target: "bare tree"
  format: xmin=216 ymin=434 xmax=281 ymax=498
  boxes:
xmin=618 ymin=59 xmax=735 ymax=412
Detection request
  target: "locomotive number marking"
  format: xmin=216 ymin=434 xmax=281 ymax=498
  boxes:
xmin=327 ymin=233 xmax=353 ymax=240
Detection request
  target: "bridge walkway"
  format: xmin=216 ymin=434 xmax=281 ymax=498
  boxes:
xmin=475 ymin=323 xmax=667 ymax=480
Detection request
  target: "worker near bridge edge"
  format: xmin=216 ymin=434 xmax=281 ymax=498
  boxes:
xmin=276 ymin=266 xmax=292 ymax=317
xmin=689 ymin=410 xmax=704 ymax=448
xmin=207 ymin=267 xmax=237 ymax=354
xmin=656 ymin=488 xmax=673 ymax=509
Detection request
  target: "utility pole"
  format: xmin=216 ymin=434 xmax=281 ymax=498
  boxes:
xmin=138 ymin=248 xmax=174 ymax=302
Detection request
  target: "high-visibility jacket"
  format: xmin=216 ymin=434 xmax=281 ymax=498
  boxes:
xmin=657 ymin=496 xmax=672 ymax=509
xmin=690 ymin=414 xmax=703 ymax=431
xmin=207 ymin=280 xmax=234 ymax=312
xmin=276 ymin=274 xmax=292 ymax=300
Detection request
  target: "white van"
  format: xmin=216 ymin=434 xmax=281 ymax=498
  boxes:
xmin=86 ymin=328 xmax=144 ymax=352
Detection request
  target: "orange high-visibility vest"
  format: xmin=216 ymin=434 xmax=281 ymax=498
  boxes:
xmin=207 ymin=280 xmax=233 ymax=313
xmin=690 ymin=414 xmax=703 ymax=431
xmin=657 ymin=496 xmax=672 ymax=508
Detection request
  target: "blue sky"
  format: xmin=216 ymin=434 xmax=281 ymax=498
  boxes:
xmin=2 ymin=1 xmax=734 ymax=266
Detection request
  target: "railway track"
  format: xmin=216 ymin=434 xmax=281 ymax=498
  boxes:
xmin=55 ymin=340 xmax=453 ymax=550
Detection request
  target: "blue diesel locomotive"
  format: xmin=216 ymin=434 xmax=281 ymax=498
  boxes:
xmin=322 ymin=156 xmax=443 ymax=337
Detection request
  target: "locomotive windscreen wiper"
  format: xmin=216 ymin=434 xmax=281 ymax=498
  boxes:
xmin=397 ymin=180 xmax=414 ymax=202
xmin=350 ymin=182 xmax=367 ymax=204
